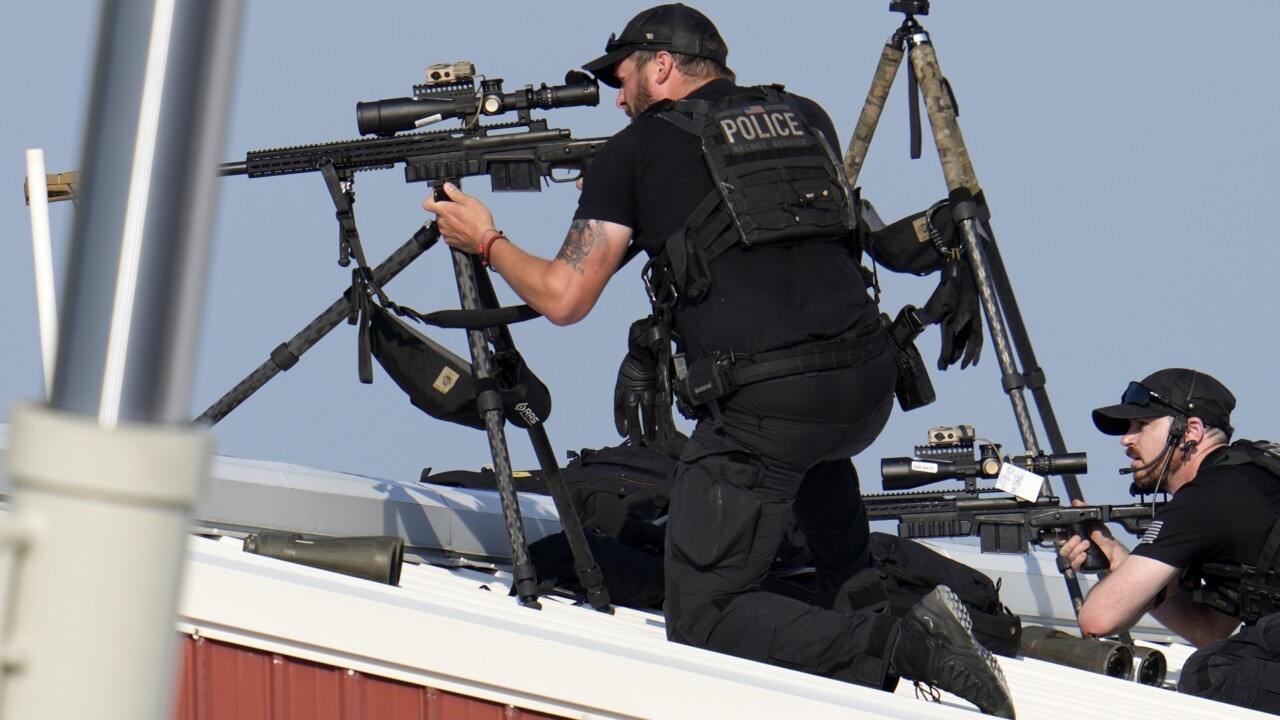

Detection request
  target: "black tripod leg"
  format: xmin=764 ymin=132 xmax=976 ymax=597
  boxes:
xmin=470 ymin=265 xmax=613 ymax=612
xmin=194 ymin=223 xmax=440 ymax=426
xmin=451 ymin=247 xmax=541 ymax=609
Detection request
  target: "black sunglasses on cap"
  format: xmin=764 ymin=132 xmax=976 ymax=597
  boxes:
xmin=1120 ymin=380 xmax=1195 ymax=418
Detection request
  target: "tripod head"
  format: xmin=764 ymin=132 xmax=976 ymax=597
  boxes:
xmin=890 ymin=0 xmax=929 ymax=17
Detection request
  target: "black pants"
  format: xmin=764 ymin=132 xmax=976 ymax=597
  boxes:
xmin=663 ymin=347 xmax=900 ymax=688
xmin=1179 ymin=614 xmax=1280 ymax=714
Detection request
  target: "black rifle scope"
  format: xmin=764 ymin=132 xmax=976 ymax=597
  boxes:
xmin=357 ymin=67 xmax=599 ymax=137
xmin=881 ymin=442 xmax=1087 ymax=491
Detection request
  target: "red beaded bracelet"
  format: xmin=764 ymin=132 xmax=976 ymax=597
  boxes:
xmin=479 ymin=231 xmax=508 ymax=269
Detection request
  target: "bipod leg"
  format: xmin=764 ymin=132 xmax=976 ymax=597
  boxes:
xmin=901 ymin=22 xmax=1109 ymax=630
xmin=193 ymin=223 xmax=440 ymax=426
xmin=528 ymin=429 xmax=613 ymax=613
xmin=450 ymin=245 xmax=541 ymax=609
xmin=470 ymin=266 xmax=612 ymax=613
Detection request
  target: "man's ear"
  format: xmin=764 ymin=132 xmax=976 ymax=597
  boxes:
xmin=1181 ymin=417 xmax=1206 ymax=451
xmin=653 ymin=50 xmax=675 ymax=84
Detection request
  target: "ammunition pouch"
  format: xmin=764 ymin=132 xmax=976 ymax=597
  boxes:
xmin=674 ymin=328 xmax=888 ymax=410
xmin=1195 ymin=564 xmax=1280 ymax=626
xmin=367 ymin=304 xmax=551 ymax=430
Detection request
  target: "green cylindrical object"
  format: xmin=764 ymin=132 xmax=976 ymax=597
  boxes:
xmin=1019 ymin=626 xmax=1134 ymax=679
xmin=244 ymin=531 xmax=405 ymax=586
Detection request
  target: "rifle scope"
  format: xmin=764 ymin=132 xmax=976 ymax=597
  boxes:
xmin=881 ymin=443 xmax=1087 ymax=491
xmin=357 ymin=69 xmax=599 ymax=137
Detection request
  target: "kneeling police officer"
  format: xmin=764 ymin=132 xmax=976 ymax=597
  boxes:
xmin=426 ymin=5 xmax=1010 ymax=715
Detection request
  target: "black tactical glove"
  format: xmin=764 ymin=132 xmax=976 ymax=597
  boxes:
xmin=614 ymin=351 xmax=660 ymax=445
xmin=923 ymin=257 xmax=983 ymax=370
xmin=614 ymin=317 xmax=686 ymax=454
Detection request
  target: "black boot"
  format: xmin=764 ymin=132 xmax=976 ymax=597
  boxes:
xmin=891 ymin=585 xmax=1016 ymax=718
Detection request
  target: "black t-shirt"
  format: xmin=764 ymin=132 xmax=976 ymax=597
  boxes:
xmin=1131 ymin=447 xmax=1280 ymax=587
xmin=574 ymin=78 xmax=879 ymax=362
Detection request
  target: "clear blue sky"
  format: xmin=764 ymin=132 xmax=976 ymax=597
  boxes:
xmin=4 ymin=2 xmax=1277 ymax=509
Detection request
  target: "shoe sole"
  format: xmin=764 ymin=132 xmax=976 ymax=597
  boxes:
xmin=921 ymin=585 xmax=1014 ymax=715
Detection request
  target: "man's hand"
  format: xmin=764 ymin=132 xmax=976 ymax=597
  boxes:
xmin=422 ymin=182 xmax=498 ymax=255
xmin=1058 ymin=500 xmax=1130 ymax=573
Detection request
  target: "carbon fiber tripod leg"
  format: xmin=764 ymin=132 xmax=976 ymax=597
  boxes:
xmin=451 ymin=246 xmax=541 ymax=608
xmin=850 ymin=11 xmax=1102 ymax=627
xmin=194 ymin=223 xmax=440 ymax=426
xmin=469 ymin=258 xmax=613 ymax=613
xmin=903 ymin=24 xmax=1103 ymax=621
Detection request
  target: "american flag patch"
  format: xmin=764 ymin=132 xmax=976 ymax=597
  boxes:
xmin=1138 ymin=521 xmax=1163 ymax=545
xmin=744 ymin=105 xmax=765 ymax=115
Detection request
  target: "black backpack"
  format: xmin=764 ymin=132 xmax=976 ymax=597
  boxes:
xmin=425 ymin=443 xmax=679 ymax=608
xmin=836 ymin=532 xmax=1023 ymax=657
xmin=430 ymin=442 xmax=1024 ymax=655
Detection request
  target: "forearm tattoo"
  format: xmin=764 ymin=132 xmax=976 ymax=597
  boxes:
xmin=556 ymin=219 xmax=608 ymax=274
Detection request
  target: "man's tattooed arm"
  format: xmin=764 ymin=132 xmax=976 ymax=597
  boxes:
xmin=555 ymin=219 xmax=610 ymax=274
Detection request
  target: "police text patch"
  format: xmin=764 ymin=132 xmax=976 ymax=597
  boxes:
xmin=713 ymin=102 xmax=813 ymax=155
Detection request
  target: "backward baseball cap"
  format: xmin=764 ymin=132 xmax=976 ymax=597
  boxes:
xmin=582 ymin=4 xmax=729 ymax=88
xmin=1091 ymin=368 xmax=1236 ymax=436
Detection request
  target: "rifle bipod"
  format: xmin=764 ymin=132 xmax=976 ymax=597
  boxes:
xmin=449 ymin=236 xmax=613 ymax=613
xmin=193 ymin=213 xmax=612 ymax=612
xmin=194 ymin=224 xmax=441 ymax=426
xmin=846 ymin=2 xmax=1110 ymax=635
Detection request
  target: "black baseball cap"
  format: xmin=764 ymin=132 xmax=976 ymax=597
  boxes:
xmin=582 ymin=4 xmax=729 ymax=88
xmin=1092 ymin=368 xmax=1235 ymax=436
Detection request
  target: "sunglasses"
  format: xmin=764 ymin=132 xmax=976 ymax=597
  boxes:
xmin=1120 ymin=381 xmax=1195 ymax=418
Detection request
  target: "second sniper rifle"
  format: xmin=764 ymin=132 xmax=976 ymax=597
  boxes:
xmin=867 ymin=427 xmax=1163 ymax=572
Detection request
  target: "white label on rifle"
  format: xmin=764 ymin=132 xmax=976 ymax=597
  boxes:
xmin=911 ymin=461 xmax=939 ymax=474
xmin=996 ymin=463 xmax=1044 ymax=502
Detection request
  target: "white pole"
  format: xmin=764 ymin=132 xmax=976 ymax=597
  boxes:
xmin=24 ymin=149 xmax=58 ymax=401
xmin=0 ymin=0 xmax=243 ymax=718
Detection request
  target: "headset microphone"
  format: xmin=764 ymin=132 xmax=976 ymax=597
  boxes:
xmin=1119 ymin=441 xmax=1174 ymax=475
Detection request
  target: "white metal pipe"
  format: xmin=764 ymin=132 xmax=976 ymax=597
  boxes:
xmin=1 ymin=404 xmax=212 ymax=718
xmin=23 ymin=150 xmax=58 ymax=401
xmin=0 ymin=0 xmax=242 ymax=718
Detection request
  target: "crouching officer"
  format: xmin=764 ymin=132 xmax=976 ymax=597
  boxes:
xmin=1063 ymin=368 xmax=1280 ymax=713
xmin=425 ymin=4 xmax=1009 ymax=716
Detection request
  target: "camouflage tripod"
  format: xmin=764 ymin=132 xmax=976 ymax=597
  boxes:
xmin=845 ymin=3 xmax=1105 ymax=626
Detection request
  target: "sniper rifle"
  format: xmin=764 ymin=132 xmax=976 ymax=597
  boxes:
xmin=220 ymin=61 xmax=604 ymax=190
xmin=868 ymin=426 xmax=1162 ymax=571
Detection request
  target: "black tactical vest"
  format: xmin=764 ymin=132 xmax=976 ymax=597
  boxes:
xmin=648 ymin=85 xmax=857 ymax=305
xmin=1192 ymin=441 xmax=1280 ymax=624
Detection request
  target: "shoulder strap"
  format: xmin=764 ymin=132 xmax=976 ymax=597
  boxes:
xmin=1212 ymin=439 xmax=1280 ymax=477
